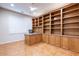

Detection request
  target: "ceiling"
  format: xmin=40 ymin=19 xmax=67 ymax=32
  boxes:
xmin=0 ymin=3 xmax=70 ymax=17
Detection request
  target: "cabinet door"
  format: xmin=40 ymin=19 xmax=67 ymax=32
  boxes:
xmin=42 ymin=34 xmax=49 ymax=43
xmin=29 ymin=35 xmax=36 ymax=45
xmin=49 ymin=35 xmax=56 ymax=45
xmin=36 ymin=34 xmax=42 ymax=43
xmin=69 ymin=37 xmax=79 ymax=52
xmin=55 ymin=35 xmax=61 ymax=47
xmin=61 ymin=36 xmax=69 ymax=50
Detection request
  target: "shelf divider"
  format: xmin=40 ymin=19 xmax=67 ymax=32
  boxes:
xmin=61 ymin=8 xmax=63 ymax=35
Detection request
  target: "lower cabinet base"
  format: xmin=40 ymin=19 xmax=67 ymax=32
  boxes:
xmin=48 ymin=35 xmax=61 ymax=47
xmin=42 ymin=34 xmax=79 ymax=53
xmin=69 ymin=37 xmax=79 ymax=52
xmin=61 ymin=36 xmax=69 ymax=50
xmin=42 ymin=34 xmax=49 ymax=43
xmin=25 ymin=34 xmax=79 ymax=52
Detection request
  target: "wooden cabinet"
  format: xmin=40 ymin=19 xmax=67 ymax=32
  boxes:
xmin=36 ymin=34 xmax=42 ymax=42
xmin=25 ymin=33 xmax=79 ymax=52
xmin=32 ymin=4 xmax=79 ymax=52
xmin=69 ymin=37 xmax=79 ymax=52
xmin=49 ymin=34 xmax=56 ymax=45
xmin=61 ymin=36 xmax=79 ymax=52
xmin=42 ymin=34 xmax=49 ymax=43
xmin=61 ymin=36 xmax=69 ymax=50
xmin=25 ymin=34 xmax=42 ymax=45
xmin=49 ymin=35 xmax=61 ymax=47
xmin=55 ymin=35 xmax=61 ymax=47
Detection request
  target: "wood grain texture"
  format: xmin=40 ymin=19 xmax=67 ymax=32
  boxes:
xmin=49 ymin=34 xmax=56 ymax=45
xmin=0 ymin=40 xmax=79 ymax=56
xmin=69 ymin=37 xmax=79 ymax=52
xmin=55 ymin=35 xmax=61 ymax=47
xmin=25 ymin=34 xmax=42 ymax=45
xmin=42 ymin=34 xmax=49 ymax=43
xmin=61 ymin=36 xmax=69 ymax=50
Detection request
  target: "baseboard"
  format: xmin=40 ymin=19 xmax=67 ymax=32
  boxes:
xmin=0 ymin=39 xmax=24 ymax=45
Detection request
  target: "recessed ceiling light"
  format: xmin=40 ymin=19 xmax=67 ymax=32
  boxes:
xmin=10 ymin=4 xmax=14 ymax=7
xmin=30 ymin=7 xmax=37 ymax=11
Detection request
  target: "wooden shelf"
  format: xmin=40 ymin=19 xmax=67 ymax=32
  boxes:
xmin=51 ymin=13 xmax=60 ymax=17
xmin=44 ymin=16 xmax=49 ymax=19
xmin=63 ymin=14 xmax=79 ymax=19
xmin=43 ymin=14 xmax=51 ymax=34
xmin=44 ymin=24 xmax=50 ymax=26
xmin=43 ymin=14 xmax=50 ymax=19
xmin=51 ymin=23 xmax=61 ymax=25
xmin=38 ymin=26 xmax=42 ymax=28
xmin=63 ymin=27 xmax=79 ymax=29
xmin=44 ymin=20 xmax=50 ymax=23
xmin=63 ymin=4 xmax=79 ymax=36
xmin=32 ymin=4 xmax=79 ymax=53
xmin=32 ymin=3 xmax=79 ymax=36
xmin=63 ymin=21 xmax=79 ymax=24
xmin=51 ymin=10 xmax=61 ymax=34
xmin=51 ymin=19 xmax=60 ymax=21
xmin=44 ymin=28 xmax=51 ymax=29
xmin=63 ymin=8 xmax=79 ymax=14
xmin=39 ymin=22 xmax=42 ymax=23
xmin=51 ymin=28 xmax=60 ymax=30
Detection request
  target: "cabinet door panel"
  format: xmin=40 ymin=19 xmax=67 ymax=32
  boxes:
xmin=36 ymin=34 xmax=42 ymax=42
xmin=69 ymin=37 xmax=79 ymax=52
xmin=30 ymin=35 xmax=36 ymax=44
xmin=25 ymin=34 xmax=42 ymax=45
xmin=49 ymin=35 xmax=56 ymax=45
xmin=61 ymin=36 xmax=69 ymax=50
xmin=42 ymin=34 xmax=45 ymax=42
xmin=55 ymin=35 xmax=61 ymax=47
xmin=42 ymin=34 xmax=49 ymax=43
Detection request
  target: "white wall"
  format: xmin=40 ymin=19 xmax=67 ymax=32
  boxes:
xmin=0 ymin=8 xmax=32 ymax=44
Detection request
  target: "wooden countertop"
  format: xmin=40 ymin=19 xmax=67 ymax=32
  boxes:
xmin=24 ymin=33 xmax=41 ymax=35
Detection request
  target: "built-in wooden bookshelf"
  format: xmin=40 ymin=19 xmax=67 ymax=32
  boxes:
xmin=63 ymin=3 xmax=79 ymax=36
xmin=38 ymin=17 xmax=43 ymax=33
xmin=39 ymin=17 xmax=43 ymax=27
xmin=43 ymin=14 xmax=51 ymax=34
xmin=32 ymin=3 xmax=79 ymax=52
xmin=51 ymin=10 xmax=61 ymax=35
xmin=32 ymin=18 xmax=38 ymax=33
xmin=35 ymin=18 xmax=38 ymax=26
xmin=32 ymin=3 xmax=79 ymax=36
xmin=32 ymin=19 xmax=36 ymax=27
